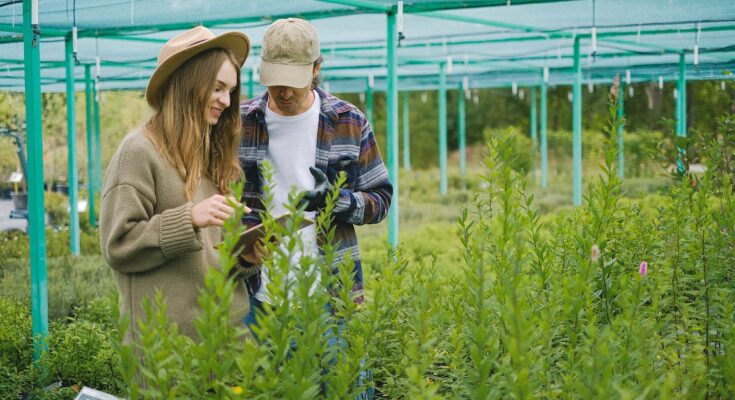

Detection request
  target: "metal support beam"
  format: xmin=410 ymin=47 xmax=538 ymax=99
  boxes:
xmin=93 ymin=80 xmax=102 ymax=201
xmin=572 ymin=36 xmax=582 ymax=206
xmin=65 ymin=35 xmax=80 ymax=255
xmin=24 ymin=0 xmax=49 ymax=362
xmin=438 ymin=62 xmax=448 ymax=195
xmin=315 ymin=0 xmax=391 ymax=12
xmin=386 ymin=12 xmax=399 ymax=247
xmin=248 ymin=68 xmax=254 ymax=99
xmin=676 ymin=53 xmax=687 ymax=174
xmin=365 ymin=78 xmax=374 ymax=127
xmin=540 ymin=80 xmax=548 ymax=188
xmin=457 ymin=84 xmax=466 ymax=179
xmin=84 ymin=66 xmax=96 ymax=227
xmin=530 ymin=86 xmax=538 ymax=183
xmin=617 ymin=82 xmax=625 ymax=179
xmin=402 ymin=91 xmax=411 ymax=171
xmin=677 ymin=54 xmax=687 ymax=138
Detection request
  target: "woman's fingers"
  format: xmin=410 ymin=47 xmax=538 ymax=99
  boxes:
xmin=216 ymin=203 xmax=236 ymax=217
xmin=192 ymin=194 xmax=254 ymax=228
xmin=193 ymin=195 xmax=237 ymax=228
xmin=211 ymin=208 xmax=231 ymax=222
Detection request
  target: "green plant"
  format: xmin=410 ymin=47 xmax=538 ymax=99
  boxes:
xmin=45 ymin=191 xmax=70 ymax=226
xmin=3 ymin=95 xmax=735 ymax=399
xmin=482 ymin=127 xmax=533 ymax=174
xmin=0 ymin=255 xmax=116 ymax=320
xmin=0 ymin=298 xmax=33 ymax=399
xmin=0 ymin=296 xmax=124 ymax=400
xmin=42 ymin=303 xmax=123 ymax=393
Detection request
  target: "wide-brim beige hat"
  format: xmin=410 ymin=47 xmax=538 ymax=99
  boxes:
xmin=146 ymin=26 xmax=250 ymax=107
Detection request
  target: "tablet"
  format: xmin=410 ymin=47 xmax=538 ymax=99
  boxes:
xmin=225 ymin=213 xmax=314 ymax=256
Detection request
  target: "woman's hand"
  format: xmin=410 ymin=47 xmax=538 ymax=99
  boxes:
xmin=191 ymin=194 xmax=250 ymax=228
xmin=241 ymin=240 xmax=269 ymax=265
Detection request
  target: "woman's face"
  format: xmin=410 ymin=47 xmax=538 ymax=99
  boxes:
xmin=206 ymin=60 xmax=238 ymax=125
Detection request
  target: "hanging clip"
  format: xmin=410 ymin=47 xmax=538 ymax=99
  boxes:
xmin=31 ymin=0 xmax=39 ymax=48
xmin=591 ymin=26 xmax=597 ymax=61
xmin=72 ymin=0 xmax=79 ymax=63
xmin=693 ymin=22 xmax=701 ymax=65
xmin=72 ymin=26 xmax=79 ymax=64
xmin=397 ymin=0 xmax=405 ymax=47
xmin=95 ymin=55 xmax=101 ymax=101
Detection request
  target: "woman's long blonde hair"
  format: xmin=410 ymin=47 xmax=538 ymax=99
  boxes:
xmin=145 ymin=48 xmax=243 ymax=200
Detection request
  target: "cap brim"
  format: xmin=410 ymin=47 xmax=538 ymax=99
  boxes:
xmin=146 ymin=31 xmax=250 ymax=107
xmin=259 ymin=60 xmax=313 ymax=88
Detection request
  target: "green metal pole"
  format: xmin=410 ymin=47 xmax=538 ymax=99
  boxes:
xmin=402 ymin=91 xmax=411 ymax=171
xmin=540 ymin=80 xmax=548 ymax=188
xmin=84 ymin=65 xmax=96 ymax=227
xmin=386 ymin=11 xmax=399 ymax=247
xmin=93 ymin=80 xmax=102 ymax=201
xmin=617 ymin=82 xmax=625 ymax=179
xmin=457 ymin=84 xmax=466 ymax=178
xmin=676 ymin=53 xmax=687 ymax=174
xmin=530 ymin=86 xmax=538 ymax=183
xmin=24 ymin=0 xmax=49 ymax=361
xmin=247 ymin=68 xmax=254 ymax=99
xmin=438 ymin=62 xmax=447 ymax=195
xmin=677 ymin=54 xmax=687 ymax=138
xmin=572 ymin=36 xmax=582 ymax=206
xmin=366 ymin=79 xmax=374 ymax=128
xmin=65 ymin=35 xmax=79 ymax=255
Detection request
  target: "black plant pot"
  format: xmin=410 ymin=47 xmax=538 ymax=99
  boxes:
xmin=55 ymin=183 xmax=69 ymax=196
xmin=11 ymin=191 xmax=28 ymax=211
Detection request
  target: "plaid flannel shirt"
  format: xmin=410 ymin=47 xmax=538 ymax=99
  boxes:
xmin=238 ymin=87 xmax=393 ymax=304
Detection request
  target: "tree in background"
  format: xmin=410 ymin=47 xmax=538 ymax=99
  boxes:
xmin=0 ymin=79 xmax=732 ymax=182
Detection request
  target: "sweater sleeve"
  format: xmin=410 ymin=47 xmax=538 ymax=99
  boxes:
xmin=100 ymin=184 xmax=202 ymax=274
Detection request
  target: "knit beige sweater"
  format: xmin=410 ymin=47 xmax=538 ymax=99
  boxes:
xmin=99 ymin=130 xmax=249 ymax=341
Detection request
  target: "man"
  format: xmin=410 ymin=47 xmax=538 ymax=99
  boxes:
xmin=238 ymin=18 xmax=392 ymax=319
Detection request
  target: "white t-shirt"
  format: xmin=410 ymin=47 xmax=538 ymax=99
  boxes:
xmin=254 ymin=91 xmax=320 ymax=304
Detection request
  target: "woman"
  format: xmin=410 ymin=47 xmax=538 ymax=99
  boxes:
xmin=99 ymin=26 xmax=251 ymax=341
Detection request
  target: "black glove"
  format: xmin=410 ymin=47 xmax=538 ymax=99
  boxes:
xmin=300 ymin=167 xmax=330 ymax=211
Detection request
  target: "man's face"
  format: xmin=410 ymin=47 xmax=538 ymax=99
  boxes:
xmin=266 ymin=83 xmax=313 ymax=116
xmin=266 ymin=63 xmax=320 ymax=116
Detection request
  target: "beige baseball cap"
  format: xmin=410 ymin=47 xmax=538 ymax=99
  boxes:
xmin=259 ymin=18 xmax=320 ymax=88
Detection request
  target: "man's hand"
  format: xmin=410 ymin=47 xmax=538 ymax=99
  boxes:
xmin=191 ymin=195 xmax=250 ymax=228
xmin=300 ymin=167 xmax=330 ymax=211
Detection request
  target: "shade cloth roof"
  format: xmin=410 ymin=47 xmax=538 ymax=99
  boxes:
xmin=0 ymin=0 xmax=733 ymax=93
